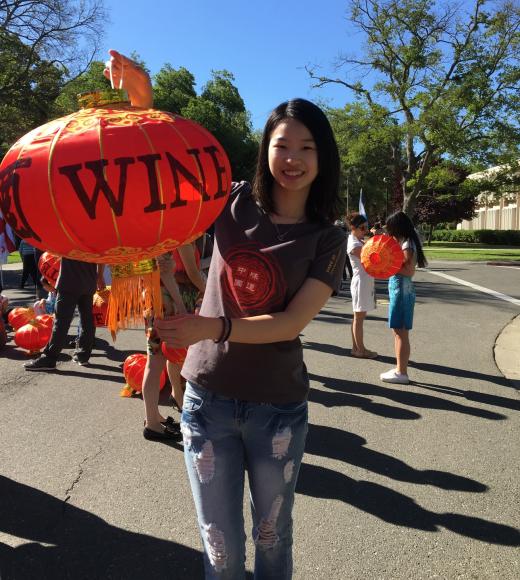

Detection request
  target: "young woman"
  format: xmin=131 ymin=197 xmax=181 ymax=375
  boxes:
xmin=106 ymin=50 xmax=346 ymax=579
xmin=347 ymin=213 xmax=377 ymax=358
xmin=380 ymin=211 xmax=427 ymax=384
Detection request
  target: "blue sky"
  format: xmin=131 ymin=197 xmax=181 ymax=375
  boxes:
xmin=103 ymin=0 xmax=362 ymax=128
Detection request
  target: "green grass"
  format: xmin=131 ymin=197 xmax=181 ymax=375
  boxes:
xmin=423 ymin=243 xmax=520 ymax=261
xmin=7 ymin=251 xmax=21 ymax=264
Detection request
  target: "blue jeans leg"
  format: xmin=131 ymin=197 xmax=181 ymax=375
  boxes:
xmin=182 ymin=384 xmax=247 ymax=579
xmin=245 ymin=401 xmax=308 ymax=580
xmin=181 ymin=383 xmax=308 ymax=580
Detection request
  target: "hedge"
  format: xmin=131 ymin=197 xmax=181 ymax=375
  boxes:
xmin=431 ymin=229 xmax=520 ymax=245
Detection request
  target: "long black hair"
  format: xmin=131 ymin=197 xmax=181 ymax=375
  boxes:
xmin=252 ymin=98 xmax=341 ymax=224
xmin=385 ymin=211 xmax=428 ymax=268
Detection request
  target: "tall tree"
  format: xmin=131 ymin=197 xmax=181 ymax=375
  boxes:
xmin=0 ymin=0 xmax=106 ymax=154
xmin=0 ymin=0 xmax=106 ymax=85
xmin=309 ymin=0 xmax=520 ymax=215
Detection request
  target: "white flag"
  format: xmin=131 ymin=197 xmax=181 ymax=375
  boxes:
xmin=358 ymin=189 xmax=367 ymax=219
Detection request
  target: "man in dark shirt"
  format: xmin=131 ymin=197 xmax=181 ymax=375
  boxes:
xmin=25 ymin=258 xmax=104 ymax=371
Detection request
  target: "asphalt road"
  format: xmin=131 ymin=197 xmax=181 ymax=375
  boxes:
xmin=0 ymin=262 xmax=519 ymax=579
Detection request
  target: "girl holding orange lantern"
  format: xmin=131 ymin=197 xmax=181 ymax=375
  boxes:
xmin=347 ymin=213 xmax=377 ymax=359
xmin=380 ymin=211 xmax=427 ymax=385
xmin=106 ymin=49 xmax=346 ymax=579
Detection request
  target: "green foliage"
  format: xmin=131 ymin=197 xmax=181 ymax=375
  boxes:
xmin=432 ymin=229 xmax=520 ymax=245
xmin=0 ymin=31 xmax=63 ymax=154
xmin=153 ymin=64 xmax=196 ymax=114
xmin=328 ymin=102 xmax=401 ymax=218
xmin=178 ymin=70 xmax=258 ymax=181
xmin=52 ymin=61 xmax=111 ymax=116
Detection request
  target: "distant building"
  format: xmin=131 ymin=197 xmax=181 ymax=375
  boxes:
xmin=458 ymin=163 xmax=520 ymax=231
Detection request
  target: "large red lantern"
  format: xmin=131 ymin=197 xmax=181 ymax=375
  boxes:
xmin=121 ymin=353 xmax=166 ymax=396
xmin=8 ymin=307 xmax=35 ymax=330
xmin=14 ymin=321 xmax=52 ymax=354
xmin=38 ymin=252 xmax=61 ymax=287
xmin=0 ymin=96 xmax=231 ymax=264
xmin=361 ymin=234 xmax=404 ymax=279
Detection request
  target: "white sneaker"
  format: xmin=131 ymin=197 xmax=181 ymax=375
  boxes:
xmin=380 ymin=369 xmax=409 ymax=384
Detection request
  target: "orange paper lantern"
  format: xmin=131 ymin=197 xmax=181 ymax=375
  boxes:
xmin=0 ymin=97 xmax=231 ymax=264
xmin=161 ymin=342 xmax=188 ymax=365
xmin=35 ymin=314 xmax=54 ymax=331
xmin=122 ymin=353 xmax=166 ymax=395
xmin=38 ymin=252 xmax=61 ymax=287
xmin=14 ymin=320 xmax=52 ymax=354
xmin=92 ymin=288 xmax=110 ymax=327
xmin=361 ymin=234 xmax=404 ymax=279
xmin=7 ymin=307 xmax=35 ymax=330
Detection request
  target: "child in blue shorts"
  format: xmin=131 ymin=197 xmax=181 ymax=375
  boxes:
xmin=380 ymin=212 xmax=427 ymax=384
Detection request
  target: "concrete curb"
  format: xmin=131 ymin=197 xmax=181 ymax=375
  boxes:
xmin=494 ymin=313 xmax=520 ymax=390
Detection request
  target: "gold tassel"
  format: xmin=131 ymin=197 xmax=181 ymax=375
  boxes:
xmin=107 ymin=259 xmax=163 ymax=338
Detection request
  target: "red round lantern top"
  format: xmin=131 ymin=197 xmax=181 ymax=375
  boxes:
xmin=360 ymin=234 xmax=404 ymax=279
xmin=0 ymin=97 xmax=231 ymax=264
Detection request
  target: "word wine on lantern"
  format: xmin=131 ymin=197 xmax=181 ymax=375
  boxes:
xmin=0 ymin=106 xmax=232 ymax=264
xmin=0 ymin=146 xmax=228 ymax=238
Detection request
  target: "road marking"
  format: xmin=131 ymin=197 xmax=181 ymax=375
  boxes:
xmin=496 ymin=265 xmax=520 ymax=271
xmin=426 ymin=270 xmax=520 ymax=306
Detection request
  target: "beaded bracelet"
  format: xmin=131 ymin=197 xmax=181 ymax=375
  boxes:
xmin=221 ymin=317 xmax=233 ymax=343
xmin=213 ymin=316 xmax=227 ymax=343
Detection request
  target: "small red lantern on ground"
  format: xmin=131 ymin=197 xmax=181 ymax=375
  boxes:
xmin=38 ymin=252 xmax=61 ymax=287
xmin=361 ymin=234 xmax=404 ymax=279
xmin=121 ymin=353 xmax=166 ymax=396
xmin=35 ymin=314 xmax=54 ymax=331
xmin=0 ymin=92 xmax=231 ymax=264
xmin=92 ymin=288 xmax=109 ymax=327
xmin=14 ymin=320 xmax=52 ymax=354
xmin=161 ymin=343 xmax=188 ymax=365
xmin=8 ymin=307 xmax=35 ymax=330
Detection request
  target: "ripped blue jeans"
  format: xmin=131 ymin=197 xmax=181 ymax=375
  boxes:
xmin=181 ymin=381 xmax=308 ymax=580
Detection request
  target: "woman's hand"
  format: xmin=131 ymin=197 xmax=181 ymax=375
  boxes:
xmin=103 ymin=49 xmax=153 ymax=108
xmin=154 ymin=315 xmax=222 ymax=348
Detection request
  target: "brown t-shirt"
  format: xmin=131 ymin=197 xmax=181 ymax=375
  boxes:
xmin=182 ymin=181 xmax=346 ymax=403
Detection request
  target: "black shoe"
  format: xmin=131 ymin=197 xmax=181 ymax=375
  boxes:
xmin=161 ymin=416 xmax=181 ymax=432
xmin=24 ymin=356 xmax=56 ymax=371
xmin=143 ymin=425 xmax=182 ymax=441
xmin=72 ymin=353 xmax=89 ymax=366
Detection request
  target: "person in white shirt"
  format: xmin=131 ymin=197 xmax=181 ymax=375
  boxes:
xmin=347 ymin=213 xmax=377 ymax=359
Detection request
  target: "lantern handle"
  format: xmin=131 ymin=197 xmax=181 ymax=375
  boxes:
xmin=108 ymin=58 xmax=125 ymax=90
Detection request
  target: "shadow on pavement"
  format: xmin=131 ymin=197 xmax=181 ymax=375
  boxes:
xmin=309 ymin=387 xmax=421 ymax=420
xmin=296 ymin=464 xmax=520 ymax=546
xmin=309 ymin=373 xmax=506 ymax=421
xmin=306 ymin=424 xmax=487 ymax=492
xmin=305 ymin=340 xmax=512 ymax=389
xmin=414 ymin=382 xmax=520 ymax=412
xmin=0 ymin=474 xmax=211 ymax=580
